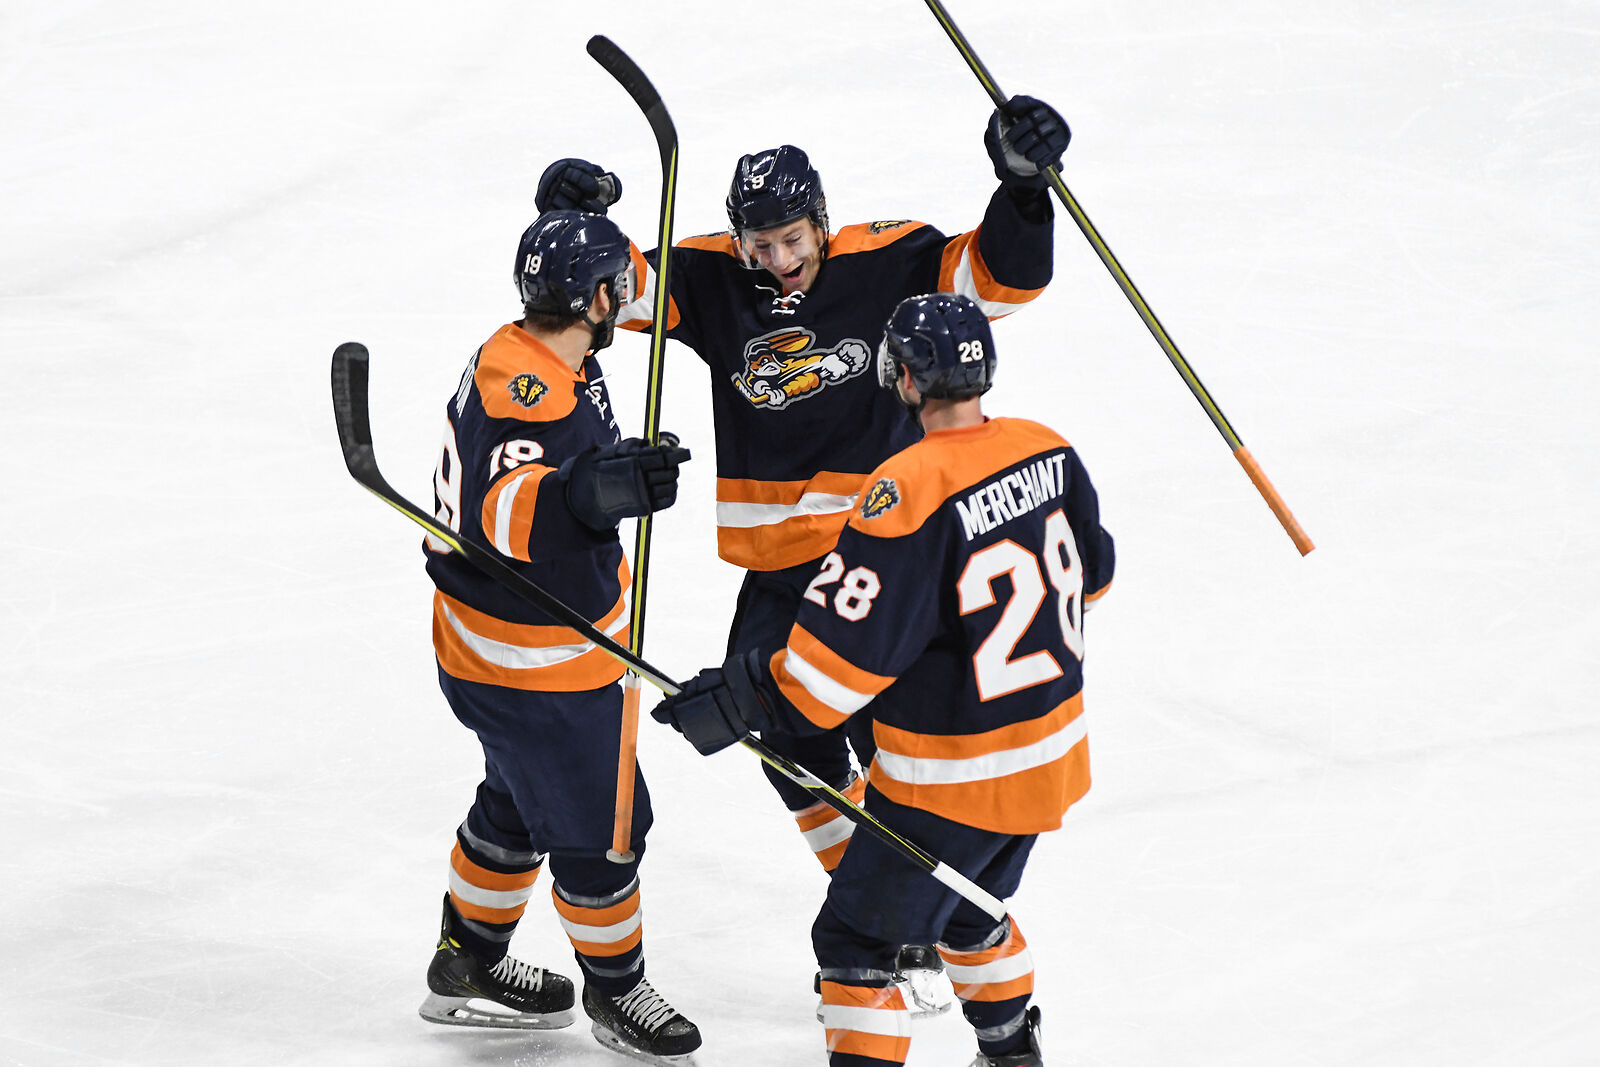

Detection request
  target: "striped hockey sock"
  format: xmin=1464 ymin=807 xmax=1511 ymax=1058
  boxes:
xmin=792 ymin=774 xmax=868 ymax=871
xmin=445 ymin=825 xmax=544 ymax=961
xmin=938 ymin=917 xmax=1037 ymax=1057
xmin=818 ymin=975 xmax=911 ymax=1066
xmin=552 ymin=876 xmax=645 ymax=995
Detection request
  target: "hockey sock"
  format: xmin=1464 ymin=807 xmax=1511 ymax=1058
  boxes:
xmin=817 ymin=976 xmax=911 ymax=1066
xmin=446 ymin=823 xmax=545 ymax=962
xmin=552 ymin=872 xmax=644 ymax=997
xmin=792 ymin=773 xmax=868 ymax=872
xmin=938 ymin=917 xmax=1036 ymax=1057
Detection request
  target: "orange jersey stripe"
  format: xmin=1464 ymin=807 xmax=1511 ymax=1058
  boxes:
xmin=473 ymin=324 xmax=581 ymax=422
xmin=870 ymin=735 xmax=1089 ymax=835
xmin=432 ymin=563 xmax=631 ymax=691
xmin=480 ymin=464 xmax=555 ymax=563
xmin=616 ymin=241 xmax=683 ymax=333
xmin=772 ymin=625 xmax=896 ymax=730
xmin=714 ymin=471 xmax=874 ymax=571
xmin=938 ymin=230 xmax=1047 ymax=312
xmin=848 ymin=419 xmax=1071 ymax=540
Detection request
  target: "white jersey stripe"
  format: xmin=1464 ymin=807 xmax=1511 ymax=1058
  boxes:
xmin=785 ymin=649 xmax=876 ymax=716
xmin=440 ymin=599 xmax=628 ymax=670
xmin=874 ymin=716 xmax=1087 ymax=787
xmin=491 ymin=471 xmax=534 ymax=557
xmin=948 ymin=245 xmax=1030 ymax=319
xmin=716 ymin=491 xmax=860 ymax=530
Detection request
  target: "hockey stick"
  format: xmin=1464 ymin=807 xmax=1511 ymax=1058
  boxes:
xmin=330 ymin=342 xmax=1008 ymax=921
xmin=920 ymin=0 xmax=1315 ymax=556
xmin=586 ymin=35 xmax=679 ymax=864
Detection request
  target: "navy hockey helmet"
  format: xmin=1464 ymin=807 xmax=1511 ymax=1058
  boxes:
xmin=726 ymin=145 xmax=829 ymax=239
xmin=514 ymin=210 xmax=635 ymax=320
xmin=876 ymin=293 xmax=997 ymax=400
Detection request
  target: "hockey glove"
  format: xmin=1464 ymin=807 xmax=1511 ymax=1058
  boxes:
xmin=651 ymin=650 xmax=771 ymax=756
xmin=562 ymin=434 xmax=691 ymax=531
xmin=984 ymin=95 xmax=1071 ymax=189
xmin=535 ymin=158 xmax=623 ymax=214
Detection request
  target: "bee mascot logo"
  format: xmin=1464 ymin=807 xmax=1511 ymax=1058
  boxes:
xmin=859 ymin=478 xmax=901 ymax=520
xmin=508 ymin=372 xmax=549 ymax=409
xmin=733 ymin=328 xmax=872 ymax=410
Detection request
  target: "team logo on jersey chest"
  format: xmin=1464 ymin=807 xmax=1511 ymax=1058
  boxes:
xmin=732 ymin=327 xmax=871 ymax=410
xmin=868 ymin=219 xmax=912 ymax=234
xmin=860 ymin=478 xmax=901 ymax=519
xmin=507 ymin=372 xmax=548 ymax=408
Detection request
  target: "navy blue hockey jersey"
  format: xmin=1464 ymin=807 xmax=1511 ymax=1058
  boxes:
xmin=425 ymin=323 xmax=631 ymax=692
xmin=767 ymin=417 xmax=1114 ymax=834
xmin=617 ymin=186 xmax=1053 ymax=572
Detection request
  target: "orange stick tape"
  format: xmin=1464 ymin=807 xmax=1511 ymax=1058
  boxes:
xmin=1233 ymin=447 xmax=1314 ymax=555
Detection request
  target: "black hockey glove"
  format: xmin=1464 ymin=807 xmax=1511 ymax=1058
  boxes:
xmin=651 ymin=650 xmax=771 ymax=756
xmin=562 ymin=434 xmax=691 ymax=531
xmin=535 ymin=158 xmax=623 ymax=214
xmin=984 ymin=95 xmax=1071 ymax=189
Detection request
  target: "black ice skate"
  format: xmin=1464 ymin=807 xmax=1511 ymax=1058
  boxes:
xmin=968 ymin=1004 xmax=1045 ymax=1066
xmin=417 ymin=894 xmax=575 ymax=1029
xmin=583 ymin=977 xmax=702 ymax=1063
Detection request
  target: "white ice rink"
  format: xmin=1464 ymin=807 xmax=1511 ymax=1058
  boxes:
xmin=3 ymin=1 xmax=1597 ymax=1063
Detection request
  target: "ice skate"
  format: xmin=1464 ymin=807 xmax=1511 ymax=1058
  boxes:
xmin=968 ymin=1004 xmax=1044 ymax=1066
xmin=583 ymin=976 xmax=702 ymax=1063
xmin=417 ymin=894 xmax=575 ymax=1029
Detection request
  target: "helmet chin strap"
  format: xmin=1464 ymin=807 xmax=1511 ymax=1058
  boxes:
xmin=586 ymin=281 xmax=620 ymax=353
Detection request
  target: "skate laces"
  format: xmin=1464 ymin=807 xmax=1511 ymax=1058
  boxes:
xmin=614 ymin=978 xmax=679 ymax=1033
xmin=488 ymin=955 xmax=546 ymax=992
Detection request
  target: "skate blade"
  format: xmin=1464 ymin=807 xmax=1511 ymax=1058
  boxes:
xmin=418 ymin=992 xmax=575 ymax=1030
xmin=590 ymin=1021 xmax=700 ymax=1065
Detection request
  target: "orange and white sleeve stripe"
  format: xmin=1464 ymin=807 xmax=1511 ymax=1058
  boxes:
xmin=938 ymin=230 xmax=1046 ymax=319
xmin=770 ymin=624 xmax=896 ymax=731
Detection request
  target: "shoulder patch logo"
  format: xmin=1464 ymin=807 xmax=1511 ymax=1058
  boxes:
xmin=868 ymin=219 xmax=913 ymax=234
xmin=508 ymin=372 xmax=549 ymax=409
xmin=860 ymin=478 xmax=901 ymax=520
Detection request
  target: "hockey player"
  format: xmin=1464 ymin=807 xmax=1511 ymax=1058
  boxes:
xmin=650 ymin=293 xmax=1115 ymax=1067
xmin=418 ymin=209 xmax=701 ymax=1062
xmin=535 ymin=95 xmax=1071 ymax=901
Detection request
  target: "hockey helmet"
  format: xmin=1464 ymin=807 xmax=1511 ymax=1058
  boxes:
xmin=876 ymin=293 xmax=997 ymax=400
xmin=514 ymin=210 xmax=635 ymax=319
xmin=726 ymin=145 xmax=829 ymax=239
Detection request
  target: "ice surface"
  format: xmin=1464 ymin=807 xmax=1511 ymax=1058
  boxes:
xmin=3 ymin=1 xmax=1597 ymax=1063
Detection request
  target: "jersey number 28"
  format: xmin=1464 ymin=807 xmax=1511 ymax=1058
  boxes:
xmin=958 ymin=508 xmax=1085 ymax=701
